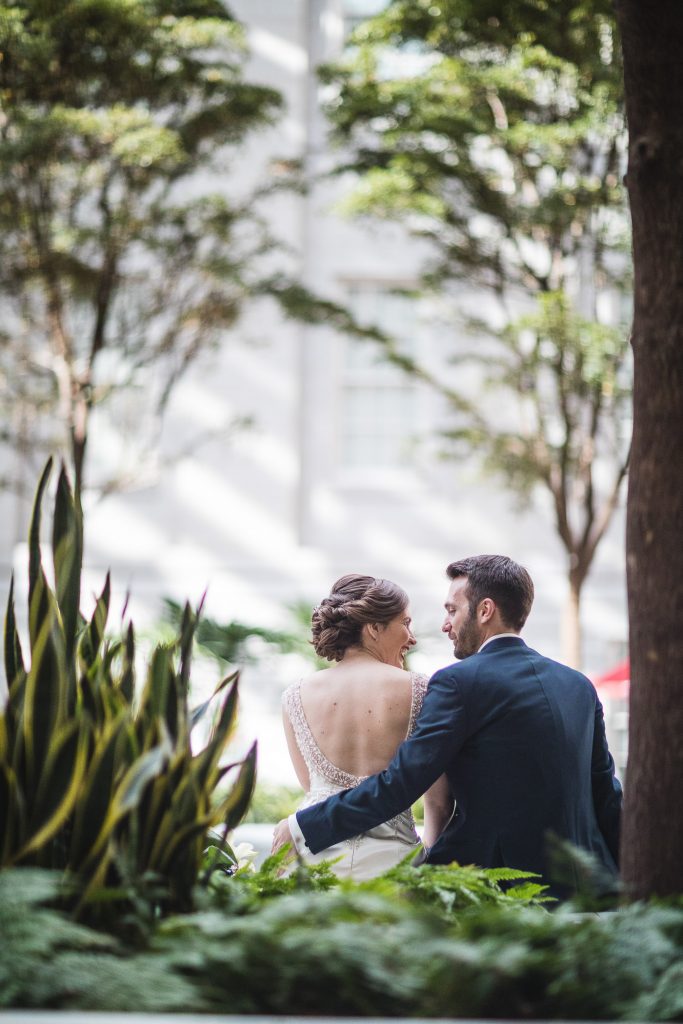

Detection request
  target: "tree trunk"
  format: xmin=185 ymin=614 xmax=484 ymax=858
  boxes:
xmin=561 ymin=572 xmax=583 ymax=670
xmin=71 ymin=385 xmax=89 ymax=505
xmin=616 ymin=0 xmax=683 ymax=898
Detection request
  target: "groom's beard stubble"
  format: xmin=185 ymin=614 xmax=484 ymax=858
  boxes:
xmin=452 ymin=610 xmax=482 ymax=660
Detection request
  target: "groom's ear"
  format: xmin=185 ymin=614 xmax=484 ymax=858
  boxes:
xmin=478 ymin=598 xmax=496 ymax=623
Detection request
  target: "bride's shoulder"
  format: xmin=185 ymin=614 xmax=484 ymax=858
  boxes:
xmin=281 ymin=678 xmax=306 ymax=705
xmin=384 ymin=665 xmax=425 ymax=690
xmin=285 ymin=669 xmax=332 ymax=701
xmin=409 ymin=670 xmax=430 ymax=696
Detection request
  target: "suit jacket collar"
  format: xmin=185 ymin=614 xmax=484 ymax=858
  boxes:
xmin=477 ymin=635 xmax=526 ymax=655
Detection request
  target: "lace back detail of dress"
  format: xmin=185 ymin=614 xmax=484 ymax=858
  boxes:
xmin=282 ymin=671 xmax=430 ymax=789
xmin=283 ymin=682 xmax=361 ymax=789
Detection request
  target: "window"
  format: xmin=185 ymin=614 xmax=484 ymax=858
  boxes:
xmin=339 ymin=285 xmax=423 ymax=474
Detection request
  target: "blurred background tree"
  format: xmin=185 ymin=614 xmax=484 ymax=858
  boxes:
xmin=0 ymin=0 xmax=375 ymax=505
xmin=0 ymin=0 xmax=280 ymax=498
xmin=320 ymin=0 xmax=632 ymax=668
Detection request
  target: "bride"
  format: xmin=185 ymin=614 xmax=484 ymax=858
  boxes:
xmin=281 ymin=574 xmax=453 ymax=880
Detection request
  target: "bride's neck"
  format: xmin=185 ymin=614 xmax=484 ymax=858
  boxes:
xmin=340 ymin=646 xmax=386 ymax=667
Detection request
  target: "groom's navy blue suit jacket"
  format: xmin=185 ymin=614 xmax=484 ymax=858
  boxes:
xmin=296 ymin=637 xmax=623 ymax=887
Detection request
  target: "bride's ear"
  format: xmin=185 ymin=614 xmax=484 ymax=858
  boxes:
xmin=364 ymin=621 xmax=381 ymax=642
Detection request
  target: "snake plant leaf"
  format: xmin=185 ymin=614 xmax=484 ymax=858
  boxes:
xmin=114 ymin=717 xmax=139 ymax=774
xmin=82 ymin=732 xmax=173 ymax=870
xmin=215 ymin=740 xmax=257 ymax=833
xmin=4 ymin=575 xmax=26 ymax=691
xmin=0 ymin=714 xmax=7 ymax=763
xmin=0 ymin=760 xmax=24 ymax=866
xmin=0 ymin=760 xmax=11 ymax=861
xmin=189 ymin=668 xmax=239 ymax=731
xmin=156 ymin=815 xmax=214 ymax=874
xmin=165 ymin=672 xmax=180 ymax=745
xmin=147 ymin=783 xmax=202 ymax=871
xmin=69 ymin=713 xmax=130 ymax=868
xmin=119 ymin=622 xmax=135 ymax=705
xmin=22 ymin=606 xmax=68 ymax=792
xmin=200 ymin=675 xmax=240 ymax=780
xmin=155 ymin=742 xmax=257 ymax=875
xmin=138 ymin=645 xmax=174 ymax=738
xmin=52 ymin=463 xmax=82 ymax=663
xmin=136 ymin=751 xmax=191 ymax=868
xmin=27 ymin=458 xmax=53 ymax=646
xmin=5 ymin=671 xmax=26 ymax=758
xmin=178 ymin=601 xmax=195 ymax=692
xmin=17 ymin=719 xmax=89 ymax=862
xmin=79 ymin=572 xmax=111 ymax=671
xmin=78 ymin=669 xmax=102 ymax=724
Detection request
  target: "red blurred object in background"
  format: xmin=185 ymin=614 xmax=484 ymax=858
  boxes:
xmin=593 ymin=659 xmax=630 ymax=700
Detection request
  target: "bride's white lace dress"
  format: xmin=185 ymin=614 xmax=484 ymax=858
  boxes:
xmin=281 ymin=672 xmax=429 ymax=880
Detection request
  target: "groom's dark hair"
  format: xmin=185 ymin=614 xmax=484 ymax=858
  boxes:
xmin=446 ymin=555 xmax=534 ymax=631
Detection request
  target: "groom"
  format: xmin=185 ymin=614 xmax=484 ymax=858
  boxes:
xmin=273 ymin=555 xmax=623 ymax=892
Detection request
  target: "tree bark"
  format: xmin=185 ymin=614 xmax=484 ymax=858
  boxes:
xmin=616 ymin=0 xmax=683 ymax=898
xmin=561 ymin=572 xmax=583 ymax=670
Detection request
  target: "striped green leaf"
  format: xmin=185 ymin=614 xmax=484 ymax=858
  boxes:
xmin=27 ymin=459 xmax=54 ymax=649
xmin=190 ymin=675 xmax=240 ymax=792
xmin=22 ymin=607 xmax=68 ymax=792
xmin=81 ymin=733 xmax=172 ymax=871
xmin=79 ymin=573 xmax=111 ymax=671
xmin=52 ymin=463 xmax=82 ymax=664
xmin=18 ymin=719 xmax=89 ymax=862
xmin=190 ymin=668 xmax=238 ymax=731
xmin=69 ymin=713 xmax=129 ymax=868
xmin=216 ymin=740 xmax=258 ymax=833
xmin=4 ymin=575 xmax=26 ymax=691
xmin=0 ymin=760 xmax=24 ymax=866
xmin=119 ymin=622 xmax=135 ymax=705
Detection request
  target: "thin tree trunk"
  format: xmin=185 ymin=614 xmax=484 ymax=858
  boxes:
xmin=72 ymin=386 xmax=89 ymax=505
xmin=616 ymin=0 xmax=683 ymax=899
xmin=561 ymin=573 xmax=583 ymax=670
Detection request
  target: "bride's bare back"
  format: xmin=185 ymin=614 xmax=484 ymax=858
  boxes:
xmin=297 ymin=663 xmax=419 ymax=778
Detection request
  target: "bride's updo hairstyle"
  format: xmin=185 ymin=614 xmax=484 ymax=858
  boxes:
xmin=311 ymin=574 xmax=409 ymax=662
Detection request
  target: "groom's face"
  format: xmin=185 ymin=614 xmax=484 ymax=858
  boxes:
xmin=442 ymin=577 xmax=482 ymax=659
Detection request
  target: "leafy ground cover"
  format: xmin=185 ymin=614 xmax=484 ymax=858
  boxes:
xmin=1 ymin=856 xmax=682 ymax=1018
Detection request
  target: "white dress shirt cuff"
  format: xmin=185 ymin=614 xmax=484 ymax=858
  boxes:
xmin=288 ymin=812 xmax=309 ymax=854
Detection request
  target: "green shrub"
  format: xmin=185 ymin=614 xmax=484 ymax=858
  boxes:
xmin=2 ymin=863 xmax=682 ymax=1019
xmin=1 ymin=459 xmax=256 ymax=917
xmin=242 ymin=783 xmax=304 ymax=823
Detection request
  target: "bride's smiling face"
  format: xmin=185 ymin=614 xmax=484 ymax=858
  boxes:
xmin=373 ymin=606 xmax=417 ymax=668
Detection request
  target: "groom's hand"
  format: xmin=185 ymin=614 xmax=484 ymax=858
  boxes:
xmin=272 ymin=817 xmax=294 ymax=854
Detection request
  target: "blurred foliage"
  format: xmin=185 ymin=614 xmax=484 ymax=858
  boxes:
xmin=2 ymin=861 xmax=683 ymax=1018
xmin=163 ymin=597 xmax=326 ymax=669
xmin=241 ymin=783 xmax=304 ymax=824
xmin=1 ymin=459 xmax=255 ymax=923
xmin=241 ymin=780 xmax=425 ymax=826
xmin=0 ymin=0 xmax=382 ymax=498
